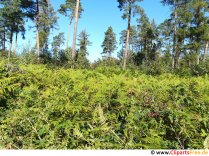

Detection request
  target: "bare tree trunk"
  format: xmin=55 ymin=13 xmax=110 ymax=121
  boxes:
xmin=123 ymin=2 xmax=131 ymax=70
xmin=196 ymin=54 xmax=200 ymax=65
xmin=172 ymin=56 xmax=175 ymax=69
xmin=177 ymin=53 xmax=180 ymax=67
xmin=172 ymin=0 xmax=177 ymax=69
xmin=14 ymin=32 xmax=18 ymax=56
xmin=36 ymin=28 xmax=40 ymax=63
xmin=2 ymin=26 xmax=6 ymax=58
xmin=66 ymin=17 xmax=73 ymax=50
xmin=8 ymin=31 xmax=13 ymax=61
xmin=123 ymin=29 xmax=130 ymax=70
xmin=36 ymin=0 xmax=40 ymax=63
xmin=203 ymin=41 xmax=208 ymax=62
xmin=196 ymin=46 xmax=201 ymax=65
xmin=71 ymin=0 xmax=80 ymax=67
xmin=108 ymin=52 xmax=111 ymax=66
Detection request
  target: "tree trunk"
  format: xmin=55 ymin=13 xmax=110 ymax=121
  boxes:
xmin=172 ymin=55 xmax=175 ymax=69
xmin=108 ymin=51 xmax=111 ymax=66
xmin=123 ymin=2 xmax=131 ymax=70
xmin=8 ymin=31 xmax=13 ymax=61
xmin=36 ymin=28 xmax=40 ymax=63
xmin=203 ymin=41 xmax=208 ymax=62
xmin=173 ymin=0 xmax=177 ymax=69
xmin=71 ymin=0 xmax=80 ymax=67
xmin=66 ymin=17 xmax=73 ymax=50
xmin=144 ymin=38 xmax=147 ymax=61
xmin=2 ymin=26 xmax=6 ymax=58
xmin=196 ymin=54 xmax=200 ymax=65
xmin=172 ymin=0 xmax=178 ymax=69
xmin=188 ymin=59 xmax=191 ymax=68
xmin=14 ymin=32 xmax=18 ymax=56
xmin=196 ymin=46 xmax=201 ymax=65
xmin=36 ymin=0 xmax=40 ymax=63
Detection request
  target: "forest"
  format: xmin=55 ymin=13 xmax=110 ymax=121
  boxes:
xmin=0 ymin=0 xmax=209 ymax=149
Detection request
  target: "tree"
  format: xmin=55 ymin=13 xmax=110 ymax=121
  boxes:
xmin=71 ymin=0 xmax=80 ymax=67
xmin=119 ymin=26 xmax=138 ymax=65
xmin=117 ymin=0 xmax=143 ymax=70
xmin=188 ymin=0 xmax=209 ymax=64
xmin=34 ymin=0 xmax=57 ymax=63
xmin=137 ymin=9 xmax=160 ymax=63
xmin=159 ymin=19 xmax=173 ymax=66
xmin=0 ymin=14 xmax=6 ymax=57
xmin=203 ymin=32 xmax=209 ymax=62
xmin=120 ymin=26 xmax=138 ymax=52
xmin=51 ymin=33 xmax=65 ymax=64
xmin=59 ymin=0 xmax=83 ymax=50
xmin=0 ymin=0 xmax=35 ymax=59
xmin=76 ymin=30 xmax=91 ymax=68
xmin=101 ymin=26 xmax=117 ymax=59
xmin=0 ymin=0 xmax=29 ymax=60
xmin=161 ymin=0 xmax=191 ymax=69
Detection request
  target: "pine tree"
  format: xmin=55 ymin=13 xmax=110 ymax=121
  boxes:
xmin=101 ymin=26 xmax=117 ymax=59
xmin=117 ymin=0 xmax=143 ymax=70
xmin=76 ymin=30 xmax=91 ymax=68
xmin=71 ymin=0 xmax=80 ymax=67
xmin=59 ymin=0 xmax=83 ymax=50
xmin=0 ymin=13 xmax=6 ymax=57
xmin=0 ymin=0 xmax=28 ymax=60
xmin=33 ymin=0 xmax=57 ymax=63
xmin=188 ymin=0 xmax=209 ymax=64
xmin=135 ymin=9 xmax=161 ymax=64
xmin=159 ymin=19 xmax=173 ymax=66
xmin=161 ymin=0 xmax=191 ymax=68
xmin=119 ymin=26 xmax=138 ymax=66
xmin=51 ymin=33 xmax=65 ymax=64
xmin=120 ymin=26 xmax=138 ymax=52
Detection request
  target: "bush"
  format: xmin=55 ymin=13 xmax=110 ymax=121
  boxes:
xmin=0 ymin=62 xmax=208 ymax=149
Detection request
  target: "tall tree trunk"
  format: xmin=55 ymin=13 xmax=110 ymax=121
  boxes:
xmin=36 ymin=27 xmax=40 ymax=63
xmin=144 ymin=38 xmax=147 ymax=61
xmin=188 ymin=59 xmax=191 ymax=68
xmin=8 ymin=31 xmax=13 ymax=61
xmin=173 ymin=0 xmax=177 ymax=69
xmin=14 ymin=32 xmax=18 ymax=56
xmin=66 ymin=17 xmax=73 ymax=50
xmin=123 ymin=2 xmax=131 ymax=70
xmin=196 ymin=53 xmax=200 ymax=65
xmin=174 ymin=35 xmax=183 ymax=69
xmin=2 ymin=27 xmax=6 ymax=58
xmin=196 ymin=46 xmax=201 ymax=65
xmin=108 ymin=51 xmax=111 ymax=66
xmin=71 ymin=0 xmax=80 ymax=67
xmin=172 ymin=56 xmax=175 ymax=69
xmin=36 ymin=0 xmax=40 ymax=63
xmin=203 ymin=41 xmax=208 ymax=62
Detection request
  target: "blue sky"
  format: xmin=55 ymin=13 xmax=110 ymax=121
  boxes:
xmin=18 ymin=0 xmax=170 ymax=62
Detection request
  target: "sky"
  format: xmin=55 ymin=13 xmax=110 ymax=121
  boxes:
xmin=18 ymin=0 xmax=170 ymax=62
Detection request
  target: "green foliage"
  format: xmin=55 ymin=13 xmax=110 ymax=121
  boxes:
xmin=140 ymin=60 xmax=171 ymax=75
xmin=204 ymin=135 xmax=209 ymax=149
xmin=51 ymin=32 xmax=65 ymax=64
xmin=59 ymin=0 xmax=83 ymax=19
xmin=102 ymin=26 xmax=117 ymax=58
xmin=0 ymin=62 xmax=208 ymax=149
xmin=191 ymin=62 xmax=209 ymax=76
xmin=75 ymin=30 xmax=91 ymax=69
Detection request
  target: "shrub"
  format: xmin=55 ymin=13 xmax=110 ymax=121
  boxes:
xmin=0 ymin=62 xmax=208 ymax=149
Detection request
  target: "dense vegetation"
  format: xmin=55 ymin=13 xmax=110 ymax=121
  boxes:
xmin=0 ymin=0 xmax=209 ymax=150
xmin=0 ymin=60 xmax=209 ymax=149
